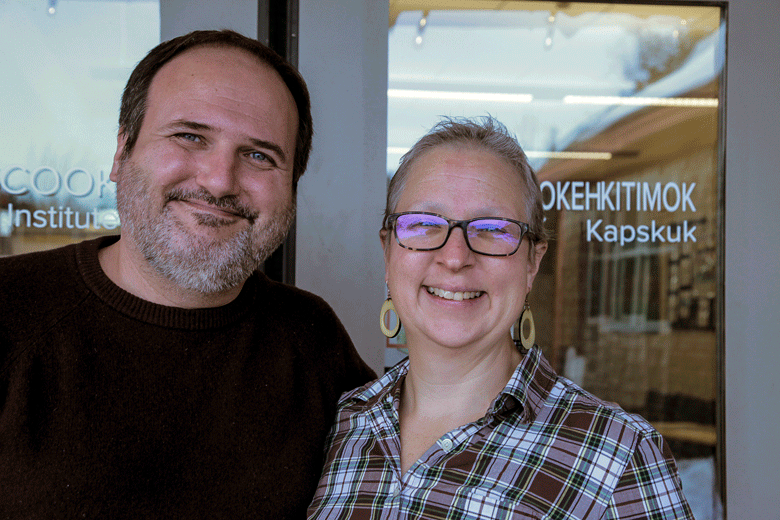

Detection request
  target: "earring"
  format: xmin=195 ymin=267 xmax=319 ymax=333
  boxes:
xmin=517 ymin=298 xmax=535 ymax=351
xmin=380 ymin=298 xmax=401 ymax=338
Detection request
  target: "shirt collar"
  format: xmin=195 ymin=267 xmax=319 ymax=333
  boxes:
xmin=341 ymin=356 xmax=409 ymax=409
xmin=344 ymin=346 xmax=558 ymax=424
xmin=488 ymin=346 xmax=558 ymax=423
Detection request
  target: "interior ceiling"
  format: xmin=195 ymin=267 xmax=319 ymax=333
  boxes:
xmin=388 ymin=0 xmax=723 ymax=180
xmin=390 ymin=1 xmax=721 ymax=37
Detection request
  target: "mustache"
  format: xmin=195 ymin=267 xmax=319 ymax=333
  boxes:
xmin=165 ymin=188 xmax=258 ymax=222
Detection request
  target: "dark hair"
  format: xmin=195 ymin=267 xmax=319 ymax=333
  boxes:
xmin=118 ymin=29 xmax=312 ymax=187
xmin=384 ymin=116 xmax=548 ymax=243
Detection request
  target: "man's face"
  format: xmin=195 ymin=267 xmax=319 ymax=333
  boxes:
xmin=111 ymin=45 xmax=298 ymax=294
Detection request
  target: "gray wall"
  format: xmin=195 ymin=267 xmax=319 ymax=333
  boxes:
xmin=296 ymin=0 xmax=387 ymax=374
xmin=160 ymin=0 xmax=257 ymax=39
xmin=722 ymin=0 xmax=780 ymax=516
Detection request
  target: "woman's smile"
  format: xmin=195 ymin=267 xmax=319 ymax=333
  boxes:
xmin=424 ymin=285 xmax=483 ymax=301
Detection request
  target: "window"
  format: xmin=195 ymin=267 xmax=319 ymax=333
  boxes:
xmin=0 ymin=0 xmax=160 ymax=256
xmin=387 ymin=3 xmax=724 ymax=517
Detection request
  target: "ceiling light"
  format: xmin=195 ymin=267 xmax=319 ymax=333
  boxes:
xmin=388 ymin=89 xmax=533 ymax=103
xmin=525 ymin=151 xmax=613 ymax=160
xmin=563 ymin=95 xmax=718 ymax=107
xmin=388 ymin=148 xmax=612 ymax=161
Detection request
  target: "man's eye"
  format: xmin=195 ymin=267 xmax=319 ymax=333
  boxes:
xmin=176 ymin=133 xmax=201 ymax=142
xmin=249 ymin=151 xmax=269 ymax=161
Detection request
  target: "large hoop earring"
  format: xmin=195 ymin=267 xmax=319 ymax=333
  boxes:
xmin=380 ymin=298 xmax=401 ymax=338
xmin=517 ymin=298 xmax=535 ymax=352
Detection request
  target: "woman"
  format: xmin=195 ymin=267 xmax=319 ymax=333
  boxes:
xmin=307 ymin=117 xmax=692 ymax=519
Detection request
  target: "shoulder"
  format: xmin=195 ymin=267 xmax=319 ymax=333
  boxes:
xmin=251 ymin=275 xmax=376 ymax=384
xmin=0 ymin=240 xmax=89 ymax=324
xmin=551 ymin=375 xmax=660 ymax=441
xmin=253 ymin=276 xmax=352 ymax=347
xmin=540 ymin=375 xmax=680 ymax=485
xmin=539 ymin=375 xmax=690 ymax=515
xmin=257 ymin=275 xmax=343 ymax=322
xmin=0 ymin=240 xmax=77 ymax=278
xmin=320 ymin=365 xmax=400 ymax=449
xmin=0 ymin=236 xmax=108 ymax=283
xmin=520 ymin=348 xmax=658 ymax=446
xmin=335 ymin=358 xmax=406 ymax=413
xmin=0 ymin=240 xmax=96 ymax=364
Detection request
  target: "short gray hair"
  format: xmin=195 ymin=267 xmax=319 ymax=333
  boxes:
xmin=384 ymin=116 xmax=548 ymax=243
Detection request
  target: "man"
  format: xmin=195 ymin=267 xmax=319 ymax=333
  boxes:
xmin=0 ymin=30 xmax=374 ymax=519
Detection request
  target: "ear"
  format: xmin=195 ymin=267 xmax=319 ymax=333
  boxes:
xmin=526 ymin=240 xmax=548 ymax=293
xmin=379 ymin=229 xmax=391 ymax=284
xmin=109 ymin=131 xmax=129 ymax=182
xmin=379 ymin=229 xmax=390 ymax=263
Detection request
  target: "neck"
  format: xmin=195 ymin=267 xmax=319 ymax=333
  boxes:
xmin=98 ymin=237 xmax=243 ymax=309
xmin=402 ymin=335 xmax=521 ymax=421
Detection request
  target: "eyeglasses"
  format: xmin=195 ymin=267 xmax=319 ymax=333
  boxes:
xmin=384 ymin=211 xmax=534 ymax=257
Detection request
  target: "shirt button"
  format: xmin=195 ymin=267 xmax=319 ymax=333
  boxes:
xmin=441 ymin=438 xmax=454 ymax=451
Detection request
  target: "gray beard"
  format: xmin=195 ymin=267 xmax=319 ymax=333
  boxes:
xmin=115 ymin=161 xmax=295 ymax=294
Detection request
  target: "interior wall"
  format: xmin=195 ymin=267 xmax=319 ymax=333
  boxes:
xmin=160 ymin=0 xmax=257 ymax=40
xmin=296 ymin=0 xmax=387 ymax=374
xmin=721 ymin=0 xmax=780 ymax=516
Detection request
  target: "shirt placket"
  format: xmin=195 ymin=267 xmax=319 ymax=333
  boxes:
xmin=370 ymin=391 xmax=405 ymax=520
xmin=394 ymin=421 xmax=488 ymax=519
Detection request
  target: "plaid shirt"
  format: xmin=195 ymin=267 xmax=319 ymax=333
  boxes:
xmin=307 ymin=346 xmax=693 ymax=519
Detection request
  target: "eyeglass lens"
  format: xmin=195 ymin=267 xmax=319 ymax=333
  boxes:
xmin=394 ymin=213 xmax=523 ymax=255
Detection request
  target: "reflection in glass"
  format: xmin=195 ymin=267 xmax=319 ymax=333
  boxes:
xmin=387 ymin=3 xmax=723 ymax=518
xmin=0 ymin=0 xmax=160 ymax=256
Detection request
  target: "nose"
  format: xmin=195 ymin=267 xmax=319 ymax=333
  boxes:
xmin=195 ymin=148 xmax=240 ymax=199
xmin=435 ymin=227 xmax=474 ymax=271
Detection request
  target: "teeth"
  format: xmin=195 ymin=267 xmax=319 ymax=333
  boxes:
xmin=426 ymin=286 xmax=483 ymax=301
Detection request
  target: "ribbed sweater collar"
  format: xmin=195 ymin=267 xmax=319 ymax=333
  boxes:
xmin=75 ymin=236 xmax=262 ymax=330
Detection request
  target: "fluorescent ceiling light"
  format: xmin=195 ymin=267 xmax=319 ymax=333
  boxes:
xmin=525 ymin=151 xmax=613 ymax=160
xmin=563 ymin=95 xmax=718 ymax=107
xmin=388 ymin=89 xmax=533 ymax=103
xmin=388 ymin=148 xmax=612 ymax=160
xmin=388 ymin=90 xmax=717 ymax=107
xmin=387 ymin=147 xmax=411 ymax=155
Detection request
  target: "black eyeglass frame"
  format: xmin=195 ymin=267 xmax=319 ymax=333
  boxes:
xmin=384 ymin=211 xmax=536 ymax=257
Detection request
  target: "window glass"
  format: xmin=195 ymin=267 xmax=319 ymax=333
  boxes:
xmin=387 ymin=3 xmax=723 ymax=518
xmin=0 ymin=0 xmax=160 ymax=256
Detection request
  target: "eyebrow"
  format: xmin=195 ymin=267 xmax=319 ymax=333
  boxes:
xmin=167 ymin=120 xmax=288 ymax=163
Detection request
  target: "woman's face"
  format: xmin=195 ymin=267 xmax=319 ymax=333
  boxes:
xmin=383 ymin=143 xmax=546 ymax=354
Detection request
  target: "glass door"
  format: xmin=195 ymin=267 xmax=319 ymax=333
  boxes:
xmin=386 ymin=2 xmax=724 ymax=518
xmin=0 ymin=0 xmax=160 ymax=256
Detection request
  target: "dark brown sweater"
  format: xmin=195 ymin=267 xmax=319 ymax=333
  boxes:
xmin=0 ymin=237 xmax=376 ymax=519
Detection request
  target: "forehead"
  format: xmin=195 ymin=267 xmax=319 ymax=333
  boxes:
xmin=399 ymin=143 xmax=525 ymax=214
xmin=145 ymin=45 xmax=298 ymax=148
